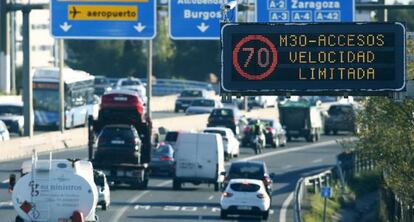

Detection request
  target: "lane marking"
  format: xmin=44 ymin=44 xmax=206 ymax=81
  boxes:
xmin=1 ymin=179 xmax=9 ymax=184
xmin=112 ymin=139 xmax=337 ymax=221
xmin=112 ymin=180 xmax=170 ymax=221
xmin=282 ymin=165 xmax=292 ymax=170
xmin=208 ymin=195 xmax=214 ymax=200
xmin=279 ymin=192 xmax=294 ymax=222
xmin=0 ymin=201 xmax=13 ymax=208
xmin=312 ymin=158 xmax=323 ymax=164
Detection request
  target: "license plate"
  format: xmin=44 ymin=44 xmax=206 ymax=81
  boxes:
xmin=111 ymin=140 xmax=125 ymax=144
xmin=237 ymin=206 xmax=252 ymax=210
xmin=114 ymin=96 xmax=127 ymax=101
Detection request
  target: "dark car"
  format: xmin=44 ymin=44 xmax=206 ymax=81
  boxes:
xmin=223 ymin=161 xmax=273 ymax=195
xmin=0 ymin=102 xmax=24 ymax=136
xmin=243 ymin=119 xmax=287 ymax=148
xmin=207 ymin=108 xmax=245 ymax=136
xmin=175 ymin=89 xmax=208 ymax=113
xmin=324 ymin=104 xmax=358 ymax=135
xmin=149 ymin=143 xmax=175 ymax=176
xmin=94 ymin=125 xmax=142 ymax=164
xmin=94 ymin=76 xmax=112 ymax=97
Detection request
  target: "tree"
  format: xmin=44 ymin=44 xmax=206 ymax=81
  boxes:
xmin=357 ymin=97 xmax=414 ymax=204
xmin=173 ymin=40 xmax=221 ymax=81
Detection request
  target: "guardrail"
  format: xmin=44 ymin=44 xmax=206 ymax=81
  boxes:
xmin=140 ymin=78 xmax=216 ymax=96
xmin=293 ymin=168 xmax=335 ymax=222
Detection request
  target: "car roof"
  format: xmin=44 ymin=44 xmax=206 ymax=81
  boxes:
xmin=102 ymin=124 xmax=133 ymax=129
xmin=228 ymin=179 xmax=265 ymax=186
xmin=230 ymin=160 xmax=265 ymax=166
xmin=103 ymin=89 xmax=140 ymax=97
xmin=204 ymin=127 xmax=231 ymax=132
xmin=0 ymin=101 xmax=23 ymax=106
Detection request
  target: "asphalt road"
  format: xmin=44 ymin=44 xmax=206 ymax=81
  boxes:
xmin=0 ymin=134 xmax=348 ymax=222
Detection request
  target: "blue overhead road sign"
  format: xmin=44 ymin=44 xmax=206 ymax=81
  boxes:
xmin=50 ymin=0 xmax=156 ymax=39
xmin=257 ymin=0 xmax=354 ymax=23
xmin=169 ymin=0 xmax=237 ymax=40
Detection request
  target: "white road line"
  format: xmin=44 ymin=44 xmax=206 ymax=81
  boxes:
xmin=112 ymin=140 xmax=337 ymax=221
xmin=1 ymin=179 xmax=9 ymax=184
xmin=112 ymin=180 xmax=171 ymax=221
xmin=279 ymin=192 xmax=294 ymax=222
xmin=282 ymin=165 xmax=292 ymax=170
xmin=312 ymin=158 xmax=323 ymax=164
xmin=0 ymin=201 xmax=13 ymax=208
xmin=208 ymin=195 xmax=214 ymax=200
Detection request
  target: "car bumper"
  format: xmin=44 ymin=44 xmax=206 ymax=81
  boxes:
xmin=221 ymin=205 xmax=269 ymax=214
xmin=149 ymin=162 xmax=174 ymax=173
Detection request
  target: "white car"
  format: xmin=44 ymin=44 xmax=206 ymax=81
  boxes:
xmin=0 ymin=120 xmax=10 ymax=141
xmin=220 ymin=179 xmax=271 ymax=220
xmin=185 ymin=99 xmax=223 ymax=115
xmin=94 ymin=170 xmax=111 ymax=211
xmin=116 ymin=77 xmax=147 ymax=105
xmin=203 ymin=127 xmax=240 ymax=160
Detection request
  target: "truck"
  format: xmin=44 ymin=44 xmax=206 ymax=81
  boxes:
xmin=278 ymin=100 xmax=323 ymax=142
xmin=11 ymin=152 xmax=98 ymax=222
xmin=88 ymin=89 xmax=152 ymax=189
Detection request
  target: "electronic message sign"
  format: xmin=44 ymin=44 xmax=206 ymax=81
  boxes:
xmin=221 ymin=23 xmax=406 ymax=95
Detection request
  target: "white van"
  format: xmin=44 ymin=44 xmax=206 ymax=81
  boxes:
xmin=173 ymin=132 xmax=225 ymax=191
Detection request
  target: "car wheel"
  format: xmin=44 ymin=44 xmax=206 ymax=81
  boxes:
xmin=174 ymin=107 xmax=179 ymax=113
xmin=173 ymin=179 xmax=181 ymax=190
xmin=101 ymin=202 xmax=107 ymax=211
xmin=333 ymin=129 xmax=338 ymax=135
xmin=324 ymin=128 xmax=331 ymax=135
xmin=274 ymin=137 xmax=279 ymax=148
xmin=214 ymin=182 xmax=220 ymax=191
xmin=262 ymin=210 xmax=269 ymax=220
xmin=220 ymin=209 xmax=228 ymax=219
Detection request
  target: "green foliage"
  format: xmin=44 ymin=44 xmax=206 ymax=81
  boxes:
xmin=348 ymin=171 xmax=382 ymax=197
xmin=303 ymin=186 xmax=342 ymax=222
xmin=356 ymin=97 xmax=414 ymax=205
xmin=154 ymin=16 xmax=175 ymax=78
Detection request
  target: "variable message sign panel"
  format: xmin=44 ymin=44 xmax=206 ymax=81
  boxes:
xmin=51 ymin=0 xmax=156 ymax=39
xmin=221 ymin=23 xmax=406 ymax=95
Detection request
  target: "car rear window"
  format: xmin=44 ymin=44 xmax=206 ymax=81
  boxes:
xmin=0 ymin=105 xmax=22 ymax=115
xmin=191 ymin=99 xmax=214 ymax=107
xmin=228 ymin=163 xmax=264 ymax=180
xmin=98 ymin=127 xmax=136 ymax=146
xmin=180 ymin=90 xmax=202 ymax=97
xmin=210 ymin=109 xmax=233 ymax=117
xmin=204 ymin=130 xmax=226 ymax=137
xmin=152 ymin=145 xmax=171 ymax=155
xmin=165 ymin=132 xmax=179 ymax=142
xmin=121 ymin=80 xmax=141 ymax=86
xmin=230 ymin=183 xmax=260 ymax=192
xmin=328 ymin=105 xmax=353 ymax=115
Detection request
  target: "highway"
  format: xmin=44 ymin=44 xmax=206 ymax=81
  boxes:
xmin=0 ymin=134 xmax=347 ymax=222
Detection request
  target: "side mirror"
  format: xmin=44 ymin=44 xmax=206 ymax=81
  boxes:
xmin=269 ymin=173 xmax=276 ymax=181
xmin=9 ymin=174 xmax=16 ymax=192
xmin=220 ymin=171 xmax=226 ymax=176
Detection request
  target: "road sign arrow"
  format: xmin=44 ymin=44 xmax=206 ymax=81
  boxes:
xmin=60 ymin=22 xmax=72 ymax=32
xmin=134 ymin=23 xmax=146 ymax=32
xmin=197 ymin=23 xmax=209 ymax=33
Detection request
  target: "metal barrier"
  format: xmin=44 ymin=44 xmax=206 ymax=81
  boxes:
xmin=140 ymin=78 xmax=215 ymax=96
xmin=293 ymin=168 xmax=335 ymax=222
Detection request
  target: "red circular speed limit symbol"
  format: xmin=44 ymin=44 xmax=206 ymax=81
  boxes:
xmin=233 ymin=35 xmax=278 ymax=80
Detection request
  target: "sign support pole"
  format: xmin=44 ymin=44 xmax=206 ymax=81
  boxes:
xmin=322 ymin=197 xmax=327 ymax=222
xmin=59 ymin=39 xmax=64 ymax=133
xmin=147 ymin=40 xmax=152 ymax=120
xmin=22 ymin=7 xmax=33 ymax=137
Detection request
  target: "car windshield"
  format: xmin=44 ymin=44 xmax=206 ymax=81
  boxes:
xmin=230 ymin=183 xmax=261 ymax=192
xmin=204 ymin=130 xmax=226 ymax=137
xmin=180 ymin=90 xmax=202 ymax=97
xmin=328 ymin=105 xmax=353 ymax=115
xmin=210 ymin=109 xmax=233 ymax=117
xmin=121 ymin=79 xmax=141 ymax=86
xmin=33 ymin=89 xmax=59 ymax=112
xmin=0 ymin=105 xmax=22 ymax=115
xmin=228 ymin=163 xmax=264 ymax=180
xmin=191 ymin=99 xmax=214 ymax=107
